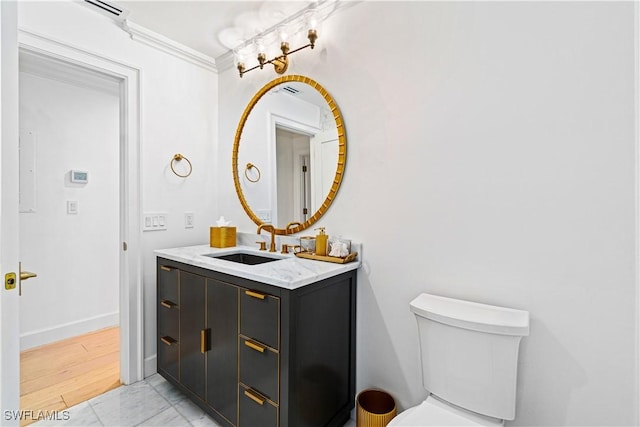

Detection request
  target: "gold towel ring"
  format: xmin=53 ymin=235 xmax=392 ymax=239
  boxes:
xmin=170 ymin=154 xmax=192 ymax=178
xmin=245 ymin=163 xmax=261 ymax=183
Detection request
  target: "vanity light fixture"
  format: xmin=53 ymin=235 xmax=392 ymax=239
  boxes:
xmin=237 ymin=27 xmax=317 ymax=78
xmin=234 ymin=2 xmax=328 ymax=78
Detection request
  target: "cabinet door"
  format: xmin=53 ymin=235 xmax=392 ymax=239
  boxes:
xmin=206 ymin=279 xmax=238 ymax=424
xmin=180 ymin=271 xmax=206 ymax=399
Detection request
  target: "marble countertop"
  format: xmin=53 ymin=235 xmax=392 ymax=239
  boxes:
xmin=154 ymin=243 xmax=361 ymax=290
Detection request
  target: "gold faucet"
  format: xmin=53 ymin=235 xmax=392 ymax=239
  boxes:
xmin=257 ymin=224 xmax=277 ymax=252
xmin=286 ymin=222 xmax=302 ymax=234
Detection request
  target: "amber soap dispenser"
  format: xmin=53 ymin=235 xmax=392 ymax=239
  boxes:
xmin=315 ymin=227 xmax=328 ymax=256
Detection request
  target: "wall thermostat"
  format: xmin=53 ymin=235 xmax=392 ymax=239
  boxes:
xmin=70 ymin=170 xmax=88 ymax=184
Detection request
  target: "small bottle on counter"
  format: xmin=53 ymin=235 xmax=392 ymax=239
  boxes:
xmin=315 ymin=227 xmax=328 ymax=256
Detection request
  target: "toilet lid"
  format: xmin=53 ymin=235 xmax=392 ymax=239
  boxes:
xmin=388 ymin=396 xmax=504 ymax=427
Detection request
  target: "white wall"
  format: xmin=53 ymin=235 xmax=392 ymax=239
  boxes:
xmin=18 ymin=1 xmax=218 ymax=374
xmin=19 ymin=71 xmax=119 ymax=349
xmin=218 ymin=2 xmax=637 ymax=425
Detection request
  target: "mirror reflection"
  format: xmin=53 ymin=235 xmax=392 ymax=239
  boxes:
xmin=233 ymin=76 xmax=345 ymax=234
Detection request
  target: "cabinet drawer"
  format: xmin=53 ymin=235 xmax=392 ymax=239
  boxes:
xmin=239 ymin=337 xmax=278 ymax=403
xmin=158 ymin=264 xmax=179 ymax=302
xmin=157 ymin=303 xmax=179 ymax=339
xmin=239 ymin=384 xmax=277 ymax=427
xmin=157 ymin=335 xmax=179 ymax=380
xmin=240 ymin=290 xmax=279 ymax=350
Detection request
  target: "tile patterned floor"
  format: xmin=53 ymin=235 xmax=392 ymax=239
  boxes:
xmin=33 ymin=373 xmax=357 ymax=427
xmin=33 ymin=374 xmax=219 ymax=426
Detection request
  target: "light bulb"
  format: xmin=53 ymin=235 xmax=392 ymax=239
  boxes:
xmin=233 ymin=49 xmax=244 ymax=67
xmin=305 ymin=9 xmax=318 ymax=31
xmin=254 ymin=38 xmax=265 ymax=55
xmin=278 ymin=25 xmax=289 ymax=43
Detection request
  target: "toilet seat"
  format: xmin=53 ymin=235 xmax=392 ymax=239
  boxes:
xmin=388 ymin=395 xmax=504 ymax=427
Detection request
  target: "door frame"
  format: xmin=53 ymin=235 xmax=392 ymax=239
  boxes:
xmin=270 ymin=114 xmax=319 ymax=227
xmin=1 ymin=1 xmax=22 ymax=419
xmin=17 ymin=29 xmax=143 ymax=386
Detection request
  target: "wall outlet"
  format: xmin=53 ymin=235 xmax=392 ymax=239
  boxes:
xmin=143 ymin=212 xmax=168 ymax=231
xmin=185 ymin=212 xmax=194 ymax=228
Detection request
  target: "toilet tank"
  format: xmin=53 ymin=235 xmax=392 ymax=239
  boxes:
xmin=410 ymin=293 xmax=529 ymax=421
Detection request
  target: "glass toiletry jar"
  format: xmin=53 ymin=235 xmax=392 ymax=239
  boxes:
xmin=328 ymin=236 xmax=351 ymax=257
xmin=300 ymin=236 xmax=316 ymax=253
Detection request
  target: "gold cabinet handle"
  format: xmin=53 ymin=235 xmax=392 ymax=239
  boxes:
xmin=244 ymin=339 xmax=266 ymax=353
xmin=244 ymin=388 xmax=266 ymax=406
xmin=161 ymin=336 xmax=177 ymax=346
xmin=200 ymin=329 xmax=210 ymax=354
xmin=160 ymin=300 xmax=177 ymax=309
xmin=160 ymin=265 xmax=175 ymax=272
xmin=245 ymin=289 xmax=266 ymax=300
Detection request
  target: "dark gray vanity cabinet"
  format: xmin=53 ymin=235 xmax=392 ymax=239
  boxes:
xmin=157 ymin=257 xmax=357 ymax=427
xmin=157 ymin=261 xmax=239 ymax=426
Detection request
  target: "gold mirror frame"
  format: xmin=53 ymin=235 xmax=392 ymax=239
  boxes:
xmin=232 ymin=75 xmax=346 ymax=235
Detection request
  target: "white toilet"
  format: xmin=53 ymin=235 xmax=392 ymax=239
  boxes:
xmin=389 ymin=293 xmax=530 ymax=427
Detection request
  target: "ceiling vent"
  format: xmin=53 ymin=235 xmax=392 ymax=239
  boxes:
xmin=282 ymin=86 xmax=301 ymax=95
xmin=83 ymin=0 xmax=129 ymax=21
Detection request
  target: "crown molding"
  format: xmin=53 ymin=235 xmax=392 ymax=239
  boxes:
xmin=122 ymin=20 xmax=217 ymax=73
xmin=216 ymin=51 xmax=236 ymax=73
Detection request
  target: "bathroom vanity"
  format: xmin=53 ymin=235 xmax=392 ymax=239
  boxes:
xmin=155 ymin=244 xmax=359 ymax=427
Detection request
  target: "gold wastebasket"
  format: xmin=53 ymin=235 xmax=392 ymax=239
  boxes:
xmin=356 ymin=389 xmax=397 ymax=427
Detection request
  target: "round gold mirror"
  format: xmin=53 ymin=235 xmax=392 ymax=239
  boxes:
xmin=232 ymin=75 xmax=346 ymax=235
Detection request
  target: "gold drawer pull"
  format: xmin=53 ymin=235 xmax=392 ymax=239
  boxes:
xmin=244 ymin=388 xmax=266 ymax=406
xmin=244 ymin=340 xmax=266 ymax=353
xmin=161 ymin=336 xmax=177 ymax=346
xmin=160 ymin=265 xmax=175 ymax=272
xmin=245 ymin=290 xmax=266 ymax=300
xmin=200 ymin=329 xmax=210 ymax=354
xmin=160 ymin=300 xmax=177 ymax=309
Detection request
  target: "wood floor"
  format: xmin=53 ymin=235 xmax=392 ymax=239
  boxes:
xmin=20 ymin=327 xmax=121 ymax=426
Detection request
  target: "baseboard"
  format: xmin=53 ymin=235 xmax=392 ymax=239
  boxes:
xmin=20 ymin=311 xmax=119 ymax=350
xmin=144 ymin=354 xmax=157 ymax=378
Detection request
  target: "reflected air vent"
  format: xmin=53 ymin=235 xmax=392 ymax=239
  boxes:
xmin=282 ymin=86 xmax=301 ymax=95
xmin=84 ymin=0 xmax=129 ymax=20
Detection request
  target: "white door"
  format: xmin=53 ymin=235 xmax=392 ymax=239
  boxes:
xmin=1 ymin=1 xmax=23 ymax=424
xmin=310 ymin=130 xmax=339 ymax=214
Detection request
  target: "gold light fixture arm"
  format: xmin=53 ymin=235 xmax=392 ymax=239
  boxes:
xmin=237 ymin=30 xmax=318 ymax=78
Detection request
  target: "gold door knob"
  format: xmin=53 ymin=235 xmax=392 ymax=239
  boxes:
xmin=20 ymin=271 xmax=37 ymax=281
xmin=18 ymin=262 xmax=38 ymax=296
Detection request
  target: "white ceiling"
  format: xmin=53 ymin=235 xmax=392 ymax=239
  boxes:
xmin=119 ymin=1 xmax=313 ymax=60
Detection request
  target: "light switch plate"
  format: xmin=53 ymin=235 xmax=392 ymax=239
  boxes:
xmin=256 ymin=209 xmax=271 ymax=222
xmin=67 ymin=200 xmax=78 ymax=214
xmin=143 ymin=212 xmax=168 ymax=231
